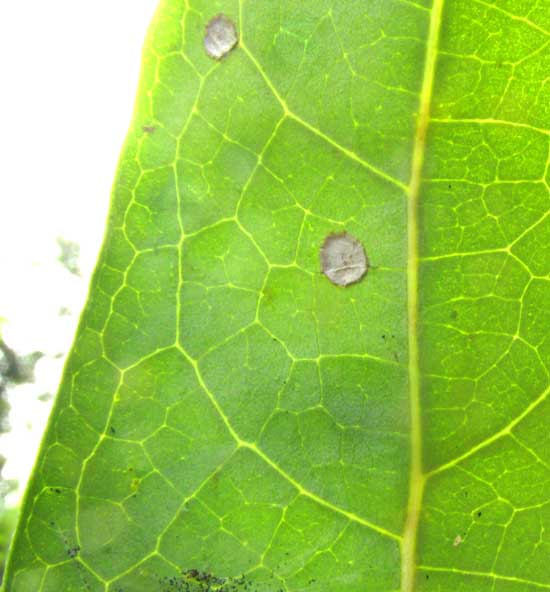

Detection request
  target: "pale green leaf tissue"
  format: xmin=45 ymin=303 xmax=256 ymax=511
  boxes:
xmin=4 ymin=0 xmax=550 ymax=590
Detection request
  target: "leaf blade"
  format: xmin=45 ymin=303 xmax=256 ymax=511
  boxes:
xmin=4 ymin=1 xmax=550 ymax=591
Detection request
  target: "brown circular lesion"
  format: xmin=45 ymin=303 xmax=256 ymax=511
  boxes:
xmin=204 ymin=14 xmax=239 ymax=60
xmin=320 ymin=232 xmax=369 ymax=287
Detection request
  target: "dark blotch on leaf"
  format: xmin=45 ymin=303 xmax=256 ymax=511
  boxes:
xmin=204 ymin=14 xmax=238 ymax=59
xmin=67 ymin=546 xmax=80 ymax=558
xmin=320 ymin=232 xmax=369 ymax=287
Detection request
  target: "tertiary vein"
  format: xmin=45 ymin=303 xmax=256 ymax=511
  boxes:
xmin=237 ymin=41 xmax=408 ymax=192
xmin=419 ymin=565 xmax=550 ymax=590
xmin=175 ymin=343 xmax=402 ymax=543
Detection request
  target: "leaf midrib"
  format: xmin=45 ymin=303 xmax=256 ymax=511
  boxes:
xmin=401 ymin=0 xmax=445 ymax=590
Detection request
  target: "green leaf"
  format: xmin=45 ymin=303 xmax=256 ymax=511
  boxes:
xmin=4 ymin=0 xmax=550 ymax=590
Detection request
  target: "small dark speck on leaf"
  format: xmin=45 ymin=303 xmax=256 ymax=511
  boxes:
xmin=181 ymin=568 xmax=240 ymax=588
xmin=477 ymin=511 xmax=482 ymax=517
xmin=142 ymin=125 xmax=156 ymax=134
xmin=320 ymin=232 xmax=369 ymax=287
xmin=204 ymin=14 xmax=238 ymax=60
xmin=67 ymin=546 xmax=80 ymax=558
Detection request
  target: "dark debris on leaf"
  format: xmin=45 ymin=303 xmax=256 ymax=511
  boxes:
xmin=153 ymin=569 xmax=271 ymax=592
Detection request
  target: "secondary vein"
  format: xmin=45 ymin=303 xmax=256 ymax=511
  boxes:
xmin=401 ymin=1 xmax=445 ymax=591
xmin=239 ymin=43 xmax=408 ymax=192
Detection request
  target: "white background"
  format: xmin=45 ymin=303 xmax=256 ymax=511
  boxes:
xmin=0 ymin=0 xmax=158 ymax=504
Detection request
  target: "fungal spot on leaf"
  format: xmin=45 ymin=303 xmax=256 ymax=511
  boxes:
xmin=320 ymin=233 xmax=369 ymax=287
xmin=204 ymin=14 xmax=238 ymax=60
xmin=453 ymin=534 xmax=463 ymax=547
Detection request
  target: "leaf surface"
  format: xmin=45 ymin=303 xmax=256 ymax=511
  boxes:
xmin=4 ymin=1 xmax=550 ymax=591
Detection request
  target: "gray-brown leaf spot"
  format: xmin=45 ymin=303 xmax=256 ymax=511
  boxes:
xmin=204 ymin=14 xmax=238 ymax=60
xmin=320 ymin=233 xmax=369 ymax=287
